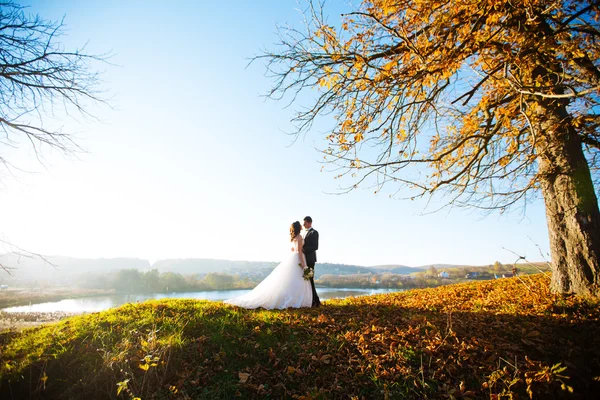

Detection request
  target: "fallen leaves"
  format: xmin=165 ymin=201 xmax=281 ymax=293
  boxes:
xmin=238 ymin=372 xmax=251 ymax=383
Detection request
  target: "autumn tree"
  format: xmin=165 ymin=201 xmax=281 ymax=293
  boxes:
xmin=0 ymin=2 xmax=105 ymax=176
xmin=428 ymin=265 xmax=439 ymax=277
xmin=262 ymin=0 xmax=600 ymax=295
xmin=492 ymin=261 xmax=504 ymax=274
xmin=202 ymin=272 xmax=235 ymax=290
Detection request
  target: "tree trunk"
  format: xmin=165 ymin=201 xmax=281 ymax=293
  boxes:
xmin=535 ymin=102 xmax=600 ymax=296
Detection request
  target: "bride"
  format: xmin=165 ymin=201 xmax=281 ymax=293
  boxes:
xmin=224 ymin=221 xmax=313 ymax=309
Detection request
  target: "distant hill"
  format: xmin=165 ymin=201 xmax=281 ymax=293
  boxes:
xmin=369 ymin=264 xmax=426 ymax=274
xmin=417 ymin=263 xmax=479 ymax=270
xmin=152 ymin=260 xmax=406 ymax=279
xmin=370 ymin=264 xmax=410 ymax=270
xmin=151 ymin=258 xmax=278 ymax=275
xmin=0 ymin=255 xmax=391 ymax=282
xmin=316 ymin=263 xmax=384 ymax=278
xmin=0 ymin=253 xmax=424 ymax=279
xmin=0 ymin=254 xmax=150 ymax=284
xmin=0 ymin=253 xmax=547 ymax=285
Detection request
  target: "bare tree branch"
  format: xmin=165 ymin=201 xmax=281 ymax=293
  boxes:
xmin=0 ymin=2 xmax=108 ymax=177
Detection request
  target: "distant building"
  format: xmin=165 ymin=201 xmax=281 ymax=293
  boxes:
xmin=0 ymin=285 xmax=8 ymax=290
xmin=438 ymin=271 xmax=450 ymax=278
xmin=465 ymin=272 xmax=480 ymax=279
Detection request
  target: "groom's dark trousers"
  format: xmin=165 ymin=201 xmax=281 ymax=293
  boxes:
xmin=303 ymin=228 xmax=321 ymax=307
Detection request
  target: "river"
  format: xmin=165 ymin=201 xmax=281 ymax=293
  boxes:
xmin=1 ymin=287 xmax=404 ymax=313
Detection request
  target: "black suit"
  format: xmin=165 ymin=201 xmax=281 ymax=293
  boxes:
xmin=303 ymin=228 xmax=321 ymax=307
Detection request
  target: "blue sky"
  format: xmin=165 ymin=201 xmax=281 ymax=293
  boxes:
xmin=0 ymin=0 xmax=551 ymax=267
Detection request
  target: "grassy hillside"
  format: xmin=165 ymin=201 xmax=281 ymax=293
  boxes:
xmin=0 ymin=274 xmax=598 ymax=399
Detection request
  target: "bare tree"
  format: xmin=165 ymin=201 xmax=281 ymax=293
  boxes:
xmin=0 ymin=1 xmax=106 ymax=173
xmin=261 ymin=0 xmax=600 ymax=295
xmin=0 ymin=2 xmax=106 ymax=273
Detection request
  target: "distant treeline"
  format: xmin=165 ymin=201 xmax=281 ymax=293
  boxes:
xmin=317 ymin=274 xmax=440 ymax=289
xmin=77 ymin=269 xmax=264 ymax=292
xmin=21 ymin=261 xmax=550 ymax=293
xmin=318 ymin=262 xmax=551 ymax=289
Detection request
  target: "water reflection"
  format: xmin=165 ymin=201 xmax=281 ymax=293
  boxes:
xmin=2 ymin=288 xmax=403 ymax=313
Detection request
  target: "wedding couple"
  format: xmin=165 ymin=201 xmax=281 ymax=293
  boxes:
xmin=224 ymin=216 xmax=321 ymax=309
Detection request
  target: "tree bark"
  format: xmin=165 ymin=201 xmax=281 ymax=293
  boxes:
xmin=535 ymin=101 xmax=600 ymax=296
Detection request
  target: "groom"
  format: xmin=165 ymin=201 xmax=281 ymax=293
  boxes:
xmin=302 ymin=216 xmax=321 ymax=307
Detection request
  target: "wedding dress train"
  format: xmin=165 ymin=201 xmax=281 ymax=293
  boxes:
xmin=224 ymin=250 xmax=313 ymax=309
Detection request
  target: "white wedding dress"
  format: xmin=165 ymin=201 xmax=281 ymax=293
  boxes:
xmin=224 ymin=235 xmax=313 ymax=309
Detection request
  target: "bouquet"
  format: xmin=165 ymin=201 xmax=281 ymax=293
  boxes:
xmin=299 ymin=263 xmax=314 ymax=280
xmin=302 ymin=267 xmax=314 ymax=281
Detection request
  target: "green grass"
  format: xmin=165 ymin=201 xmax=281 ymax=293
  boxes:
xmin=0 ymin=274 xmax=599 ymax=399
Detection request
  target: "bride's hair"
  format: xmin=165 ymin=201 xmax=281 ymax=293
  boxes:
xmin=290 ymin=221 xmax=301 ymax=241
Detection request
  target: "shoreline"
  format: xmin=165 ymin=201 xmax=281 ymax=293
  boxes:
xmin=0 ymin=311 xmax=84 ymax=331
xmin=0 ymin=287 xmax=403 ymax=330
xmin=0 ymin=288 xmax=116 ymax=309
